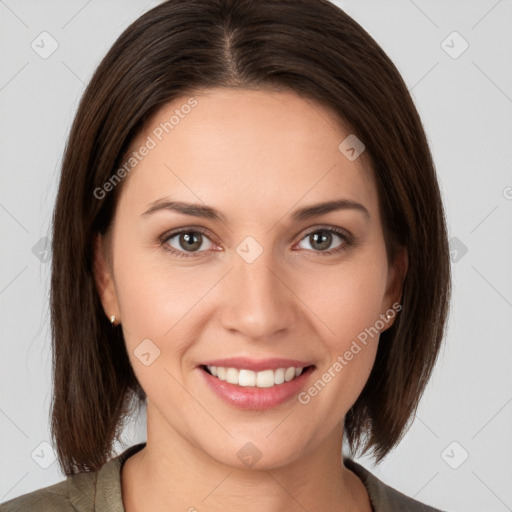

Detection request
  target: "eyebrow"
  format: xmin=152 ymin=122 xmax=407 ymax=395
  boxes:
xmin=142 ymin=198 xmax=370 ymax=223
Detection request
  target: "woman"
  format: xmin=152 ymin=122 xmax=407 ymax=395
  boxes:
xmin=0 ymin=0 xmax=451 ymax=511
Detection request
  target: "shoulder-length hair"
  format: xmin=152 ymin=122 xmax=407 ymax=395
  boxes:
xmin=50 ymin=0 xmax=451 ymax=474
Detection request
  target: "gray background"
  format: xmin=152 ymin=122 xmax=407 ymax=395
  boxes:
xmin=1 ymin=1 xmax=511 ymax=510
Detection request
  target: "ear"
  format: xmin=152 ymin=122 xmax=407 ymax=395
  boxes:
xmin=382 ymin=245 xmax=408 ymax=329
xmin=93 ymin=232 xmax=119 ymax=322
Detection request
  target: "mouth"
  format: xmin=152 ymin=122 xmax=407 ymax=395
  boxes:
xmin=196 ymin=357 xmax=317 ymax=410
xmin=200 ymin=364 xmax=316 ymax=388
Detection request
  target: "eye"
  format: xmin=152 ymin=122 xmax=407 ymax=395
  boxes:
xmin=160 ymin=226 xmax=353 ymax=259
xmin=161 ymin=228 xmax=216 ymax=257
xmin=296 ymin=227 xmax=352 ymax=255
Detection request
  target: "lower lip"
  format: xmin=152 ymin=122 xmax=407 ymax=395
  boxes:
xmin=197 ymin=366 xmax=315 ymax=410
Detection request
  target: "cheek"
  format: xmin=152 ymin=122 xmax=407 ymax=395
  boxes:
xmin=295 ymin=253 xmax=388 ymax=344
xmin=292 ymin=250 xmax=388 ymax=403
xmin=113 ymin=245 xmax=213 ymax=366
xmin=114 ymin=265 xmax=197 ymax=401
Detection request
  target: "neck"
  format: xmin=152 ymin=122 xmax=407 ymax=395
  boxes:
xmin=121 ymin=403 xmax=372 ymax=512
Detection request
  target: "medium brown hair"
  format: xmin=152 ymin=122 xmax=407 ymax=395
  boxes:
xmin=50 ymin=0 xmax=451 ymax=474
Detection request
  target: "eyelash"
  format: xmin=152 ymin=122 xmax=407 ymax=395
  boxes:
xmin=160 ymin=226 xmax=354 ymax=259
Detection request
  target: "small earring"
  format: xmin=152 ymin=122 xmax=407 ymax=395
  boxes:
xmin=110 ymin=315 xmax=116 ymax=326
xmin=385 ymin=313 xmax=391 ymax=320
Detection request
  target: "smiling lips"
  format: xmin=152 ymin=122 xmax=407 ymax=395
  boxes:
xmin=198 ymin=357 xmax=315 ymax=409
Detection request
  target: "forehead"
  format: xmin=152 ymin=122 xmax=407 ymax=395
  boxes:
xmin=117 ymin=87 xmax=378 ymax=224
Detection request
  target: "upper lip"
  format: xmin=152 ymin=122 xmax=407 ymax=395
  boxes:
xmin=199 ymin=357 xmax=315 ymax=372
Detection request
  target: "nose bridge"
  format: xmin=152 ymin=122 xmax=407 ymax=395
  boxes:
xmin=219 ymin=245 xmax=295 ymax=339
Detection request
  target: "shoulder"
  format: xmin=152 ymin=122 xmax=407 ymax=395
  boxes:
xmin=344 ymin=458 xmax=448 ymax=512
xmin=0 ymin=443 xmax=146 ymax=512
xmin=0 ymin=471 xmax=97 ymax=512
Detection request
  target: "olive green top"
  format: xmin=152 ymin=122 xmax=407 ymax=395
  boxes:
xmin=0 ymin=442 xmax=446 ymax=511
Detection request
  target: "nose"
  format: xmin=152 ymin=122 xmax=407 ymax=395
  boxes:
xmin=218 ymin=249 xmax=298 ymax=340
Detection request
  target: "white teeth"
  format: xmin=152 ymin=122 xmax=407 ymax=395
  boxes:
xmin=239 ymin=369 xmax=256 ymax=387
xmin=226 ymin=367 xmax=238 ymax=385
xmin=285 ymin=367 xmax=296 ymax=381
xmin=274 ymin=368 xmax=285 ymax=385
xmin=256 ymin=369 xmax=274 ymax=388
xmin=206 ymin=365 xmax=306 ymax=387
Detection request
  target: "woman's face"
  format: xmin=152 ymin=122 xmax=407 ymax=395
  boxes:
xmin=95 ymin=87 xmax=405 ymax=468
